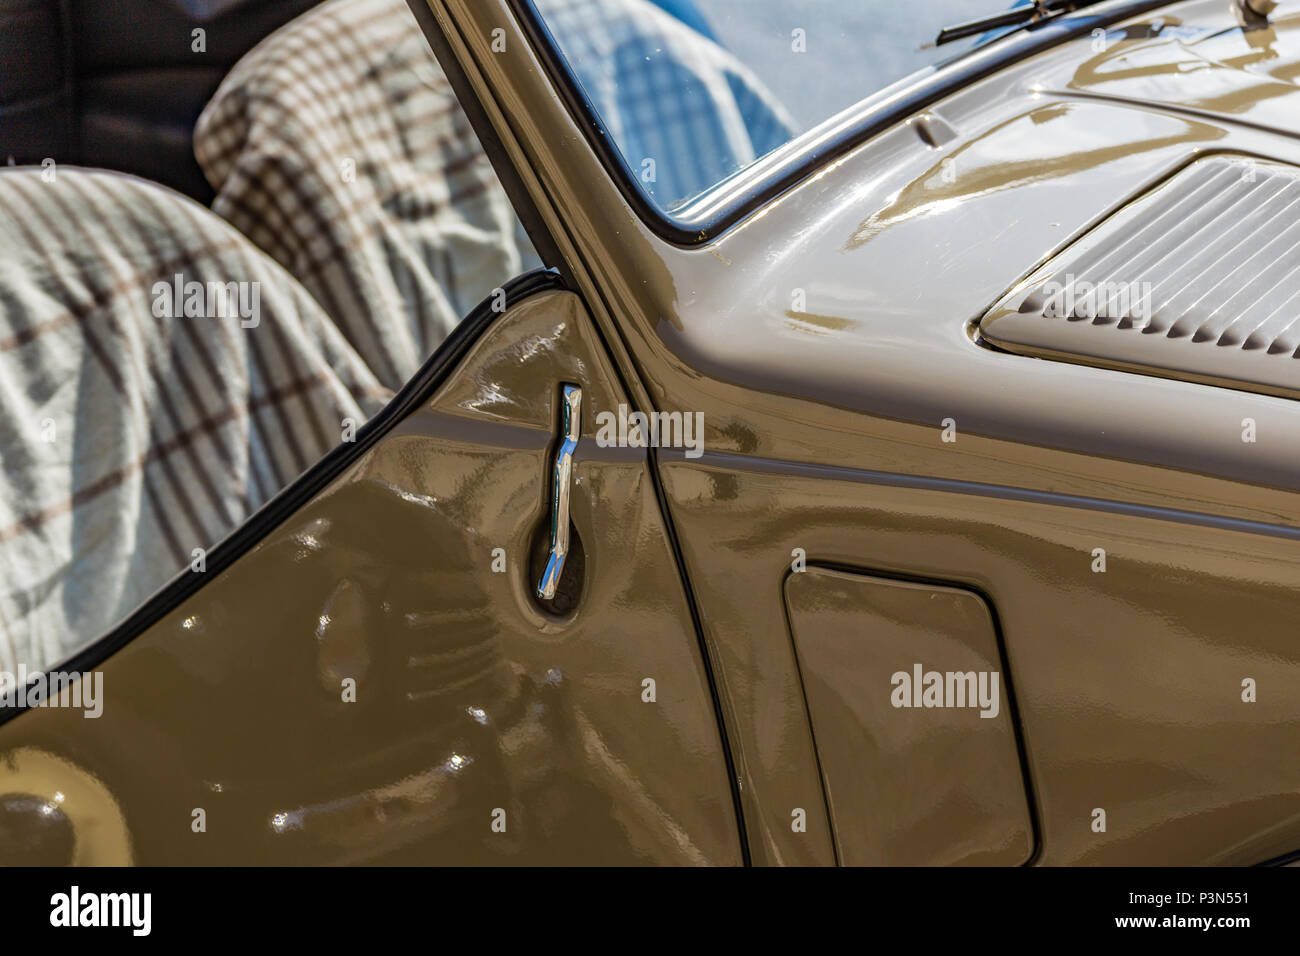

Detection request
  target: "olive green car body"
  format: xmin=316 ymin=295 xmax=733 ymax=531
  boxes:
xmin=3 ymin=0 xmax=1300 ymax=865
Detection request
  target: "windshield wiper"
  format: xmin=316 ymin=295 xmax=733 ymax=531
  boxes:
xmin=931 ymin=0 xmax=1096 ymax=47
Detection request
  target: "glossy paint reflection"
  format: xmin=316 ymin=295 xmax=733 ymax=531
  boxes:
xmin=0 ymin=291 xmax=740 ymax=865
xmin=663 ymin=460 xmax=1300 ymax=864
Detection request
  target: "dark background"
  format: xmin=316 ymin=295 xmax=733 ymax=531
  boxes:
xmin=0 ymin=0 xmax=322 ymax=201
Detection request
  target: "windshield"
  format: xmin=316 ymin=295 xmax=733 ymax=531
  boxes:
xmin=530 ymin=0 xmax=1037 ymax=213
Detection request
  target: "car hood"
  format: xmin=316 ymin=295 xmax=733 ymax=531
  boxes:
xmin=685 ymin=0 xmax=1300 ymax=327
xmin=661 ymin=0 xmax=1300 ymax=488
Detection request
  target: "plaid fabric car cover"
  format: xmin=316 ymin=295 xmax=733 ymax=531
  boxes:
xmin=0 ymin=168 xmax=391 ymax=675
xmin=0 ymin=0 xmax=793 ymax=673
xmin=194 ymin=0 xmax=544 ymax=392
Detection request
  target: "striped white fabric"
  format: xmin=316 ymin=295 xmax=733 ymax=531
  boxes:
xmin=0 ymin=168 xmax=390 ymax=674
xmin=194 ymin=0 xmax=543 ymax=393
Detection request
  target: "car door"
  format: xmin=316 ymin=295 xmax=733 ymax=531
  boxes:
xmin=428 ymin=0 xmax=1300 ymax=867
xmin=0 ymin=272 xmax=742 ymax=865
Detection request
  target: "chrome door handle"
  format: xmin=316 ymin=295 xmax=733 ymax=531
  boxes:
xmin=537 ymin=384 xmax=582 ymax=601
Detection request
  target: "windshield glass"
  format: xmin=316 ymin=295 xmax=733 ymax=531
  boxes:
xmin=530 ymin=0 xmax=1036 ymax=213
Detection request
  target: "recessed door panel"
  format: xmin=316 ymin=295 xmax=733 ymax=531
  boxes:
xmin=785 ymin=567 xmax=1033 ymax=866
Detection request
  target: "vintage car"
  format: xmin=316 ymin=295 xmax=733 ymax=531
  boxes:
xmin=1 ymin=0 xmax=1299 ymax=866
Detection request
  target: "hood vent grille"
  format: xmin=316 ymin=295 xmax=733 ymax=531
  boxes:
xmin=979 ymin=156 xmax=1300 ymax=399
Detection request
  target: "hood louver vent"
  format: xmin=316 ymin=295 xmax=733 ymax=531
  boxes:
xmin=979 ymin=156 xmax=1300 ymax=399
